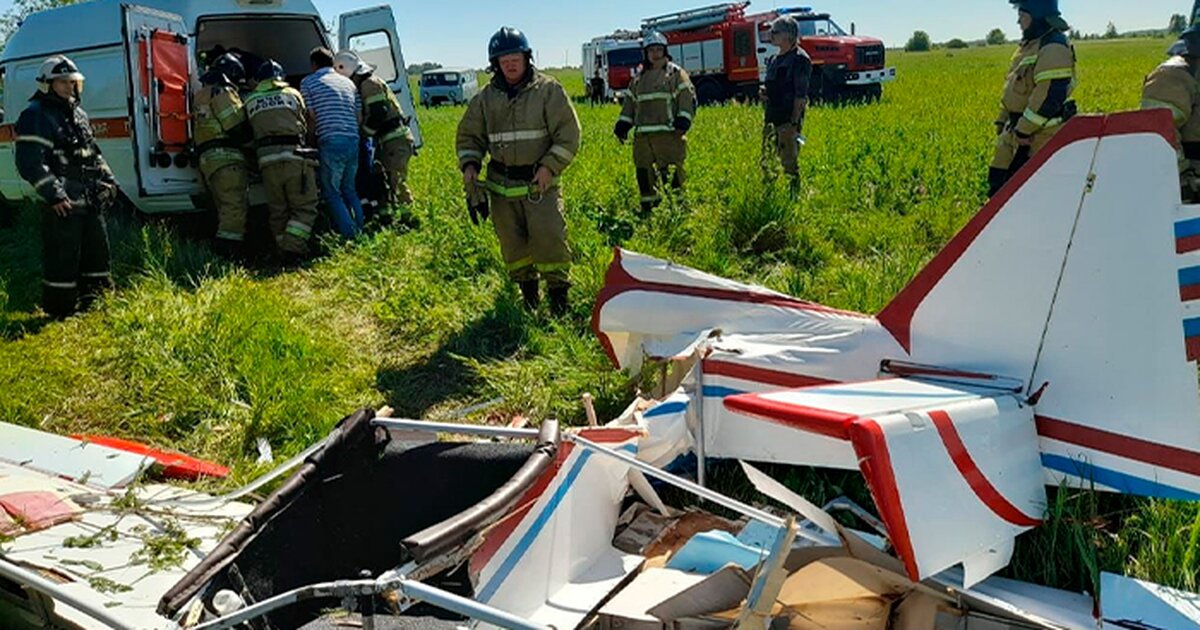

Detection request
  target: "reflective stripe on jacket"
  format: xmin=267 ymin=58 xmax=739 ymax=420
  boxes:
xmin=359 ymin=74 xmax=413 ymax=145
xmin=15 ymin=92 xmax=115 ymax=206
xmin=455 ymin=70 xmax=581 ymax=178
xmin=619 ymin=62 xmax=696 ymax=134
xmin=193 ymin=82 xmax=248 ymax=172
xmin=997 ymin=31 xmax=1076 ymax=136
xmin=246 ymin=79 xmax=308 ymax=163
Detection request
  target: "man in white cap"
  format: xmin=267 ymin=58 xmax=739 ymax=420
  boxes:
xmin=334 ymin=49 xmax=418 ymax=228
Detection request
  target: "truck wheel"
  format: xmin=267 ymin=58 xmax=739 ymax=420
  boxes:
xmin=695 ymin=79 xmax=725 ymax=106
xmin=862 ymin=84 xmax=883 ymax=102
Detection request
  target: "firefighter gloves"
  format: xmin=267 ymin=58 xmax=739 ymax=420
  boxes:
xmin=614 ymin=119 xmax=633 ymax=143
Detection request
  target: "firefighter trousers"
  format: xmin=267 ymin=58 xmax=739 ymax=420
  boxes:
xmin=203 ymin=161 xmax=250 ymax=243
xmin=380 ymin=136 xmax=415 ymax=209
xmin=988 ymin=126 xmax=1059 ymax=196
xmin=488 ymin=184 xmax=571 ymax=288
xmin=261 ymin=159 xmax=319 ymax=255
xmin=41 ymin=207 xmax=112 ymax=319
xmin=633 ymin=133 xmax=686 ymax=213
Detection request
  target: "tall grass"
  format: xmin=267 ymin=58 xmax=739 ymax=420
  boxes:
xmin=1 ymin=39 xmax=1195 ymax=591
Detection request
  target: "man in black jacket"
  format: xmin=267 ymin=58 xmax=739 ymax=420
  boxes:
xmin=15 ymin=55 xmax=119 ymax=319
xmin=762 ymin=16 xmax=812 ymax=195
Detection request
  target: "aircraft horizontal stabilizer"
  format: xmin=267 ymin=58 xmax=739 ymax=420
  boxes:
xmin=726 ymin=378 xmax=1046 ymax=587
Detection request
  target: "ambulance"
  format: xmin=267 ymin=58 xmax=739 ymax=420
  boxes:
xmin=0 ymin=0 xmax=422 ymax=215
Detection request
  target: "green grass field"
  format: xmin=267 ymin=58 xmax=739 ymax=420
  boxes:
xmin=2 ymin=38 xmax=1197 ymax=595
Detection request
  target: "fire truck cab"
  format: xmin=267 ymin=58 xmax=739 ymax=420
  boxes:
xmin=642 ymin=2 xmax=895 ymax=105
xmin=582 ymin=34 xmax=644 ymax=102
xmin=759 ymin=7 xmax=895 ymax=102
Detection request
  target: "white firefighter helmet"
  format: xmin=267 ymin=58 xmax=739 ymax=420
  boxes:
xmin=643 ymin=31 xmax=669 ymax=51
xmin=333 ymin=50 xmax=372 ymax=78
xmin=36 ymin=55 xmax=85 ymax=94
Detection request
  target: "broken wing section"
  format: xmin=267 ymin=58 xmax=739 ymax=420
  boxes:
xmin=725 ymin=378 xmax=1046 ymax=587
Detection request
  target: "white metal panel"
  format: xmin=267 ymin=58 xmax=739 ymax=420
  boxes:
xmin=1030 ymin=130 xmax=1200 ymax=498
xmin=0 ymin=422 xmax=149 ymax=489
xmin=338 ymin=5 xmax=423 ymax=148
xmin=676 ymin=42 xmax=703 ymax=75
xmin=1101 ymin=572 xmax=1200 ymax=629
xmin=866 ymin=396 xmax=1045 ymax=586
xmin=0 ymin=462 xmax=254 ymax=629
xmin=475 ymin=433 xmax=641 ymax=629
xmin=702 ymin=39 xmax=724 ymax=74
xmin=750 ymin=379 xmax=983 ymax=419
xmin=903 ymin=138 xmax=1098 ymax=380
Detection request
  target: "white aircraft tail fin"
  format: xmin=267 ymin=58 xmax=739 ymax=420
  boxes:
xmin=878 ymin=111 xmax=1200 ymax=500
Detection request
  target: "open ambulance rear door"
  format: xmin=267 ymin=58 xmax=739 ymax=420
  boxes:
xmin=338 ymin=5 xmax=424 ymax=148
xmin=123 ymin=5 xmax=202 ymax=205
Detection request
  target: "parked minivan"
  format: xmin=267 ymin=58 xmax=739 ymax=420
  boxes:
xmin=0 ymin=0 xmax=422 ymax=215
xmin=419 ymin=68 xmax=478 ymax=107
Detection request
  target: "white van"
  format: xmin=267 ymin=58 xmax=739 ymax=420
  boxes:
xmin=419 ymin=68 xmax=478 ymax=107
xmin=0 ymin=0 xmax=422 ymax=215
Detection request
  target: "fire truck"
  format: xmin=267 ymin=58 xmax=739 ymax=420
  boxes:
xmin=582 ymin=33 xmax=644 ymax=101
xmin=642 ymin=3 xmax=896 ymax=104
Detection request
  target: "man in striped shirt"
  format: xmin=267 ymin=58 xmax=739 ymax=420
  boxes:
xmin=300 ymin=47 xmax=364 ymax=239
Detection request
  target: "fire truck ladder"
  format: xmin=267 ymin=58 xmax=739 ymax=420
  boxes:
xmin=641 ymin=2 xmax=749 ymax=33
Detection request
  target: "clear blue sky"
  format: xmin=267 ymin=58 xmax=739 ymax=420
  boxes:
xmin=308 ymin=0 xmax=1186 ymax=68
xmin=0 ymin=0 xmax=1184 ymax=66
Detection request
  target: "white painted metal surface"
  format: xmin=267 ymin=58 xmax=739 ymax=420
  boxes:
xmin=0 ymin=422 xmax=150 ymax=488
xmin=866 ymin=395 xmax=1046 ymax=586
xmin=472 ymin=430 xmax=643 ymax=629
xmin=1101 ymin=572 xmax=1200 ymax=629
xmin=725 ymin=379 xmax=1045 ymax=586
xmin=0 ymin=461 xmax=253 ymax=629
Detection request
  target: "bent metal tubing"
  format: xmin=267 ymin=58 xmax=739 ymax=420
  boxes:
xmin=0 ymin=556 xmax=129 ymax=628
xmin=191 ymin=574 xmax=549 ymax=630
xmin=373 ymin=417 xmax=839 ymax=544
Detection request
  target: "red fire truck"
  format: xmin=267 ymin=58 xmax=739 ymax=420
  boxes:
xmin=642 ymin=3 xmax=896 ymax=104
xmin=582 ymin=33 xmax=644 ymax=101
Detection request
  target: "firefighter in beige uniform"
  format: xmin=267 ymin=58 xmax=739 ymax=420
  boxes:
xmin=245 ymin=60 xmax=319 ymax=258
xmin=614 ymin=31 xmax=696 ymax=215
xmin=988 ymin=0 xmax=1076 ymax=196
xmin=333 ymin=50 xmax=418 ymax=225
xmin=192 ymin=53 xmax=251 ymax=258
xmin=1142 ymin=26 xmax=1200 ymax=201
xmin=457 ymin=27 xmax=581 ymax=315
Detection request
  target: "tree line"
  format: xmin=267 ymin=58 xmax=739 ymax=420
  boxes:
xmin=904 ymin=13 xmax=1190 ymax=52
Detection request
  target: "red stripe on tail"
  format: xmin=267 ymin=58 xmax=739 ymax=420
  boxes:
xmin=927 ymin=411 xmax=1042 ymax=527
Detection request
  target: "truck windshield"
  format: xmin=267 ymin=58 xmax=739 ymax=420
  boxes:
xmin=423 ymin=73 xmax=460 ymax=87
xmin=196 ymin=17 xmax=325 ymax=81
xmin=797 ymin=18 xmax=846 ymax=37
xmin=606 ymin=48 xmax=643 ymax=68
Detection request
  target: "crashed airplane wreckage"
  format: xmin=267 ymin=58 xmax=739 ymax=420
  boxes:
xmin=3 ymin=109 xmax=1200 ymax=628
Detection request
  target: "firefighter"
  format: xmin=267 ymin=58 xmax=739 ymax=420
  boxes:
xmin=333 ymin=49 xmax=419 ymax=229
xmin=192 ymin=53 xmax=252 ymax=258
xmin=989 ymin=0 xmax=1077 ymax=197
xmin=614 ymin=31 xmax=696 ymax=216
xmin=456 ymin=27 xmax=582 ymax=316
xmin=15 ymin=56 xmax=119 ymax=319
xmin=245 ymin=60 xmax=319 ymax=261
xmin=1142 ymin=26 xmax=1200 ymax=202
xmin=761 ymin=16 xmax=812 ymax=194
